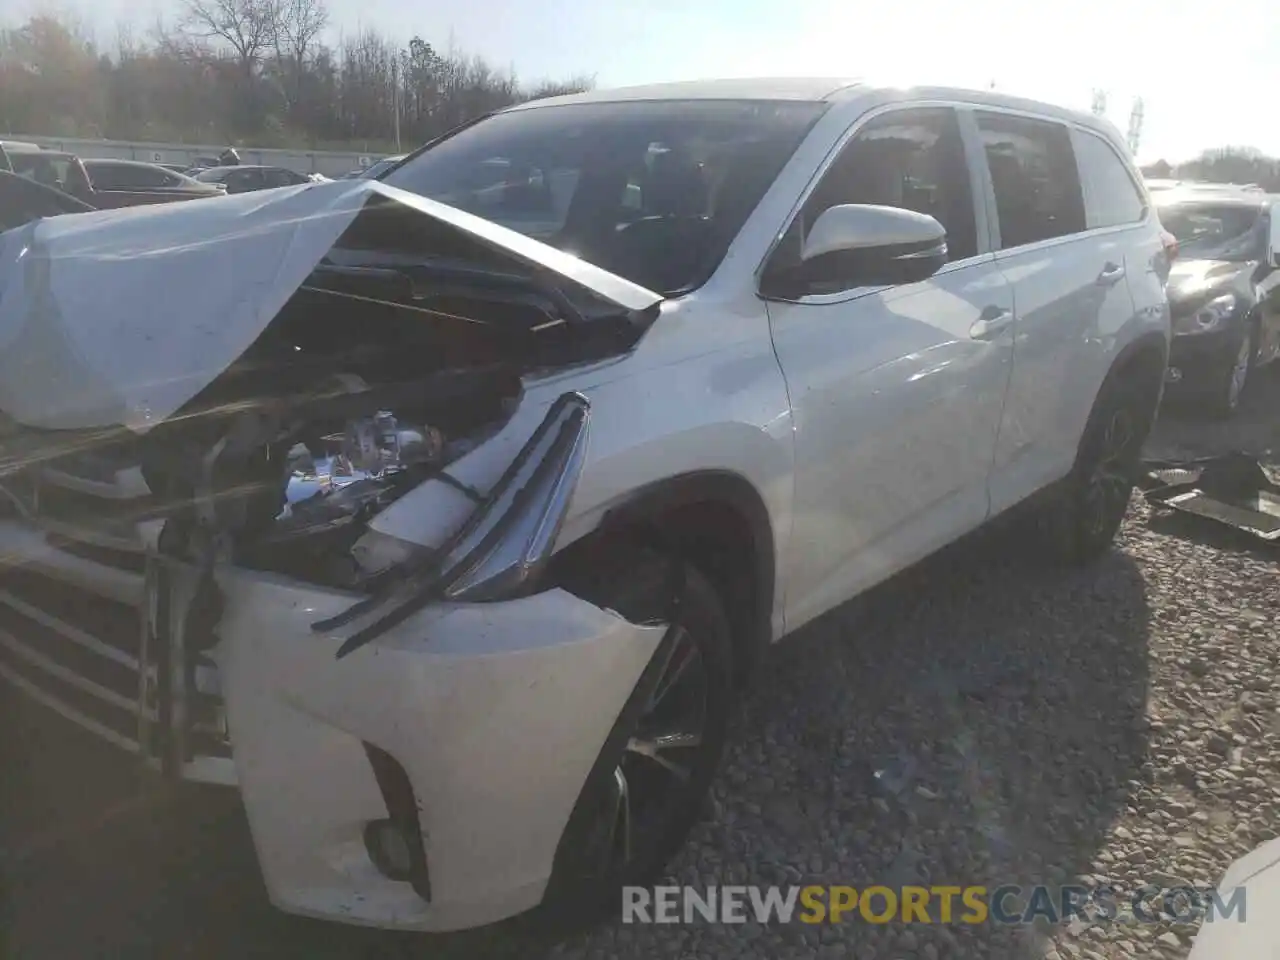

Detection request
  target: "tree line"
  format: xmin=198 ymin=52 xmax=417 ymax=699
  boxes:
xmin=1142 ymin=148 xmax=1280 ymax=192
xmin=0 ymin=6 xmax=593 ymax=151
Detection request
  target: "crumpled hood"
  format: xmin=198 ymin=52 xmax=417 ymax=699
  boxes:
xmin=1166 ymin=258 xmax=1255 ymax=312
xmin=0 ymin=179 xmax=660 ymax=434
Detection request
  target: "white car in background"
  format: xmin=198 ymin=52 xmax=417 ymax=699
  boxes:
xmin=1187 ymin=836 xmax=1280 ymax=958
xmin=0 ymin=79 xmax=1174 ymax=934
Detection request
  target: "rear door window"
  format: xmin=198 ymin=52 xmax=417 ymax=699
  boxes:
xmin=263 ymin=168 xmax=304 ymax=188
xmin=227 ymin=169 xmax=264 ymax=192
xmin=976 ymin=112 xmax=1086 ymax=248
xmin=87 ymin=163 xmax=171 ymax=190
xmin=1074 ymin=131 xmax=1146 ymax=229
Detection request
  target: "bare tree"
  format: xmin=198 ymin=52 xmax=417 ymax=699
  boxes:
xmin=182 ymin=0 xmax=281 ymax=79
xmin=1 ymin=9 xmax=596 ymax=147
xmin=275 ymin=0 xmax=327 ymax=109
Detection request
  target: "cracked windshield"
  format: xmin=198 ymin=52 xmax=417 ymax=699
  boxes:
xmin=1 ymin=2 xmax=1278 ymax=959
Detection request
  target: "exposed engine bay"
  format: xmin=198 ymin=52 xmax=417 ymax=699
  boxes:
xmin=0 ymin=180 xmax=661 ymax=645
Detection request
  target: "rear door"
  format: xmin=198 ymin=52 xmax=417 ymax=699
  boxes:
xmin=972 ymin=111 xmax=1140 ymax=514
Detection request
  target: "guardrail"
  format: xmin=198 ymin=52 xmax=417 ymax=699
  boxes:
xmin=0 ymin=134 xmax=394 ymax=178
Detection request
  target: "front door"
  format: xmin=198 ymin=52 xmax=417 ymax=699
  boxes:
xmin=766 ymin=105 xmax=1014 ymax=631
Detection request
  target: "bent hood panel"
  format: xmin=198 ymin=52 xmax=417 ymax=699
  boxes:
xmin=0 ymin=179 xmax=660 ymax=433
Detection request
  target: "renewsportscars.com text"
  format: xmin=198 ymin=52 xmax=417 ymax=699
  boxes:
xmin=622 ymin=884 xmax=1246 ymax=926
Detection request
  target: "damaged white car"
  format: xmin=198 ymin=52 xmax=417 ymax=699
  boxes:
xmin=0 ymin=80 xmax=1170 ymax=933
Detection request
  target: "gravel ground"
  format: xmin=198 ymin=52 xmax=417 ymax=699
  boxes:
xmin=3 ymin=372 xmax=1279 ymax=960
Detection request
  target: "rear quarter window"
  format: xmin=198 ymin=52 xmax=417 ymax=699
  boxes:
xmin=1074 ymin=131 xmax=1146 ymax=229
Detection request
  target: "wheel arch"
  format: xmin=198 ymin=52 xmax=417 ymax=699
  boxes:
xmin=1076 ymin=329 xmax=1167 ymax=466
xmin=548 ymin=469 xmax=777 ymax=687
xmin=1107 ymin=330 xmax=1169 ymax=394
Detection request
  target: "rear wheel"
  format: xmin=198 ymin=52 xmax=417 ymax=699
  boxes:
xmin=1032 ymin=367 xmax=1159 ymax=564
xmin=539 ymin=546 xmax=734 ymax=930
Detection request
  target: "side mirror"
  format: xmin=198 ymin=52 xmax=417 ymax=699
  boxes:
xmin=766 ymin=204 xmax=948 ymax=298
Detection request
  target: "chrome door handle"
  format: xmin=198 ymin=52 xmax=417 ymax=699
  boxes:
xmin=970 ymin=306 xmax=1014 ymax=340
xmin=1097 ymin=262 xmax=1126 ymax=284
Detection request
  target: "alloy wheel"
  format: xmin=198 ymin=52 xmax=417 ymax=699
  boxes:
xmin=583 ymin=624 xmax=709 ymax=877
xmin=1082 ymin=404 xmax=1137 ymax=539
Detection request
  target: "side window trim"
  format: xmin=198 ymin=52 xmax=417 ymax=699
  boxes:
xmin=755 ymin=101 xmax=993 ymax=302
xmin=955 ymin=107 xmax=1000 ymax=257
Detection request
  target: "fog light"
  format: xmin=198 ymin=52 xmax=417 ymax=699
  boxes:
xmin=1165 ymin=367 xmax=1182 ymax=383
xmin=364 ymin=818 xmax=414 ymax=881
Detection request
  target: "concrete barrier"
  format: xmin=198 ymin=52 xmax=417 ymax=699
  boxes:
xmin=0 ymin=135 xmax=397 ymax=178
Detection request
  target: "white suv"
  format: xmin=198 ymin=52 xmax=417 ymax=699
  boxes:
xmin=0 ymin=79 xmax=1169 ymax=934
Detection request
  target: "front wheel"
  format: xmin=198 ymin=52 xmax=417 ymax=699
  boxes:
xmin=539 ymin=546 xmax=734 ymax=930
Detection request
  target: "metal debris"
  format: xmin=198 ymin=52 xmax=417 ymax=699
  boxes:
xmin=1143 ymin=452 xmax=1280 ymax=544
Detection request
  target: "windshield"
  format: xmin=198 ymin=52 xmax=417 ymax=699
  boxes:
xmin=384 ymin=99 xmax=826 ymax=294
xmin=1157 ymin=202 xmax=1264 ymax=261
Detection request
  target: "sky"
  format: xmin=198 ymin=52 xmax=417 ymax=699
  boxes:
xmin=14 ymin=0 xmax=1279 ymax=164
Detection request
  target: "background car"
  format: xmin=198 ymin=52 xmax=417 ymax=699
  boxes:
xmin=339 ymin=155 xmax=406 ymax=179
xmin=0 ymin=168 xmax=96 ymax=230
xmin=6 ymin=149 xmax=224 ymax=208
xmin=193 ymin=164 xmax=316 ymax=194
xmin=1156 ymin=188 xmax=1280 ymax=415
xmin=81 ymin=158 xmax=225 ymax=197
xmin=360 ymin=154 xmax=406 ymax=179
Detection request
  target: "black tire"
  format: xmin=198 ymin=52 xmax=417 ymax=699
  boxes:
xmin=538 ymin=544 xmax=734 ymax=931
xmin=1208 ymin=325 xmax=1257 ymax=419
xmin=1032 ymin=368 xmax=1159 ymax=565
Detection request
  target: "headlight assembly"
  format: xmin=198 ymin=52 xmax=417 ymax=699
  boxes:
xmin=318 ymin=391 xmax=592 ymax=659
xmin=1174 ymin=293 xmax=1238 ymax=335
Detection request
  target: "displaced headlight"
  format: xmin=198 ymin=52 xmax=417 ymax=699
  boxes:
xmin=317 ymin=392 xmax=592 ymax=658
xmin=1173 ymin=293 xmax=1238 ymax=335
xmin=350 ymin=527 xmax=433 ymax=579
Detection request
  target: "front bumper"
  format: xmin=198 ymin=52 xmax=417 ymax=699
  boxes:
xmin=217 ymin=569 xmax=663 ymax=930
xmin=1165 ymin=328 xmax=1244 ymax=387
xmin=0 ymin=391 xmax=666 ymax=931
xmin=0 ymin=521 xmax=663 ymax=930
